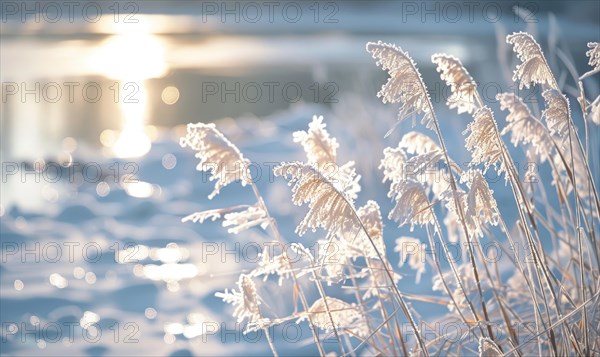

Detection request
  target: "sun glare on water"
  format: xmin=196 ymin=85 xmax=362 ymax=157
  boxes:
xmin=90 ymin=20 xmax=168 ymax=158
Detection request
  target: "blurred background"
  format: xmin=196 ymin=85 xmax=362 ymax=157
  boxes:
xmin=1 ymin=1 xmax=598 ymax=356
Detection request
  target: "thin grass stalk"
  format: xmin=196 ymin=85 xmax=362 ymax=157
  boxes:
xmin=498 ymin=214 xmax=550 ymax=353
xmin=548 ymin=51 xmax=600 ymax=220
xmin=469 ymin=90 xmax=570 ymax=353
xmin=576 ymin=227 xmax=590 ymax=354
xmin=375 ymin=292 xmax=401 ymax=355
xmin=348 ymin=208 xmax=429 ymax=355
xmin=551 ymin=139 xmax=600 ymax=268
xmin=423 ymin=90 xmax=496 ymax=342
xmin=564 ymin=120 xmax=592 ymax=353
xmin=264 ymin=328 xmax=278 ymax=357
xmin=577 ymin=82 xmax=600 ymax=266
xmin=426 ymin=208 xmax=484 ymax=335
xmin=249 ymin=182 xmax=328 ymax=356
xmin=423 ymin=225 xmax=472 ymax=324
xmin=495 ymin=216 xmax=550 ymax=353
xmin=471 ymin=238 xmax=520 ymax=352
xmin=318 ymin=237 xmax=400 ymax=355
xmin=503 ymin=289 xmax=600 ymax=356
xmin=342 ymin=221 xmax=401 ymax=355
xmin=304 ymin=254 xmax=349 ymax=356
xmin=368 ymin=258 xmax=403 ymax=356
xmin=344 ymin=260 xmax=393 ymax=354
xmin=557 ymin=49 xmax=600 ymax=225
xmin=347 ymin=306 xmax=403 ymax=356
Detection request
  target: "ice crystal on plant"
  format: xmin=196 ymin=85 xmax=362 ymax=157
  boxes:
xmin=366 ymin=41 xmax=434 ymax=129
xmin=388 ymin=180 xmax=434 ymax=230
xmin=304 ymin=297 xmax=366 ymax=336
xmin=293 ymin=115 xmax=339 ymax=167
xmin=479 ymin=337 xmax=502 ymax=357
xmin=542 ymin=89 xmax=571 ymax=138
xmin=353 ymin=200 xmax=386 ymax=259
xmin=506 ymin=32 xmax=554 ymax=89
xmin=462 ymin=170 xmax=500 ymax=237
xmin=223 ymin=205 xmax=270 ymax=234
xmin=464 ymin=107 xmax=506 ymax=176
xmin=293 ymin=115 xmax=361 ymax=200
xmin=181 ymin=208 xmax=222 ymax=223
xmin=380 ymin=146 xmax=407 ymax=185
xmin=362 ymin=258 xmax=401 ymax=300
xmin=431 ymin=53 xmax=478 ymax=114
xmin=180 ymin=123 xmax=251 ymax=199
xmin=251 ymin=246 xmax=292 ymax=285
xmin=586 ymin=42 xmax=600 ymax=70
xmin=497 ymin=92 xmax=553 ymax=162
xmin=215 ymin=274 xmax=261 ymax=332
xmin=274 ymin=162 xmax=356 ymax=238
xmin=398 ymin=131 xmax=443 ymax=155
